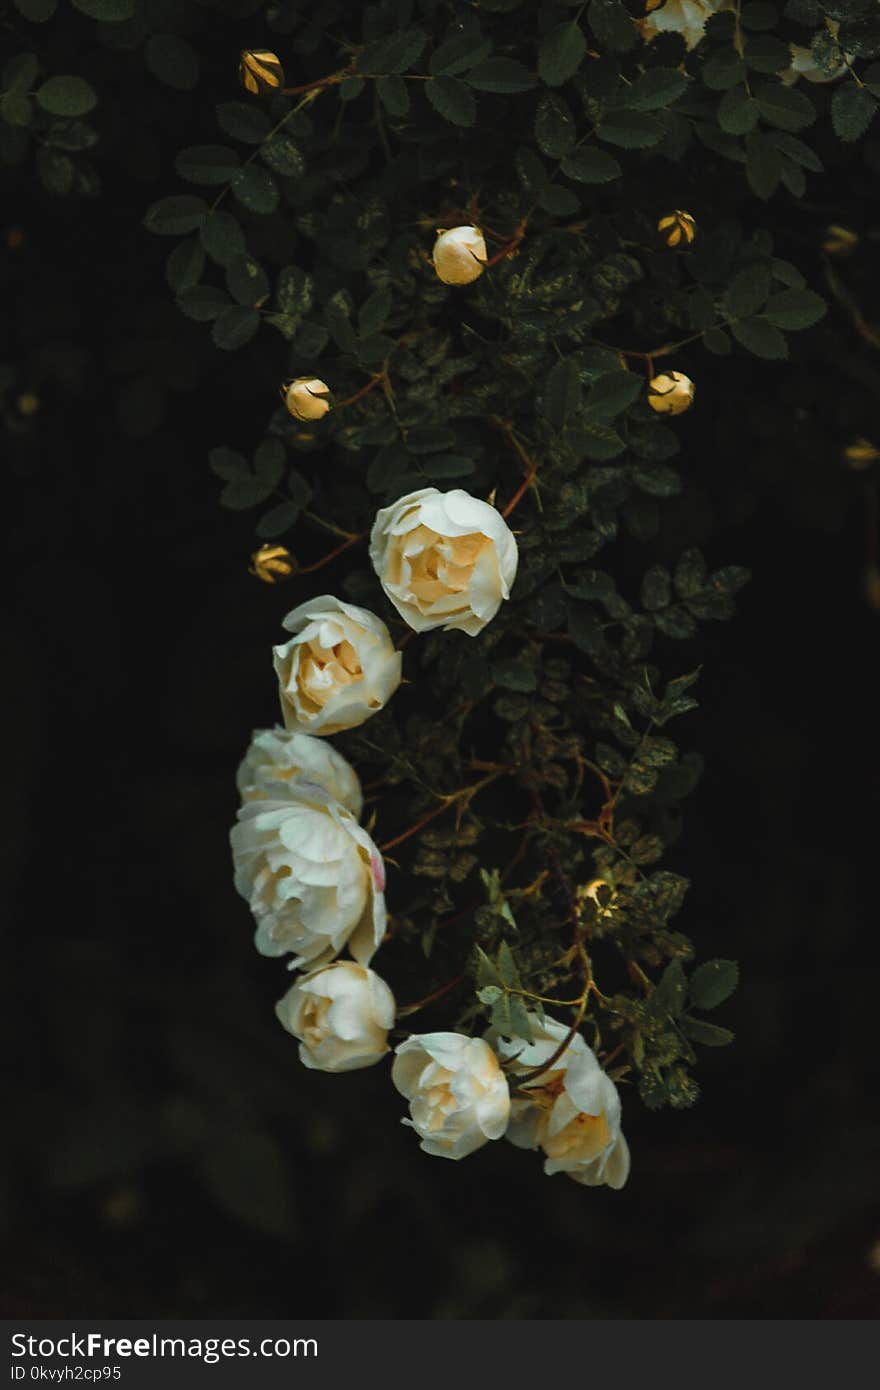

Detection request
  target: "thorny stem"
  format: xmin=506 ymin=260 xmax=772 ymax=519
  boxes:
xmin=337 ymin=373 xmax=386 ymax=408
xmin=396 ymin=973 xmax=465 ymax=1018
xmin=493 ymin=417 xmax=539 ymax=517
xmin=378 ymin=769 xmax=506 ymax=853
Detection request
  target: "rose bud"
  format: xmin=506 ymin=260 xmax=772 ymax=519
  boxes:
xmin=647 ymin=370 xmax=695 ymax=416
xmin=431 ymin=226 xmax=488 ymax=286
xmin=273 ymin=595 xmax=402 ymax=736
xmin=230 ymin=782 xmax=386 ymax=968
xmin=657 ymin=210 xmax=696 ymax=248
xmin=369 ymin=487 xmax=518 ymax=636
xmin=236 ymin=727 xmax=363 ymax=819
xmin=392 ymin=1034 xmax=510 ymax=1160
xmin=276 ymin=962 xmax=396 ymax=1073
xmin=250 ymin=542 xmax=295 ymax=583
xmin=239 ymin=49 xmax=285 ymax=96
xmin=283 ymin=377 xmax=332 ymax=421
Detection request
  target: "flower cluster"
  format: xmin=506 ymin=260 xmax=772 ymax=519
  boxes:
xmin=230 ymin=456 xmax=626 ymax=1185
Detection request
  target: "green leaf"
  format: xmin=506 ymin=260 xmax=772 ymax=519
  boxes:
xmin=226 ymin=254 xmax=270 ymax=306
xmin=764 ymin=288 xmax=826 ymax=330
xmin=755 ymin=81 xmax=816 ymax=131
xmin=177 ymin=286 xmax=231 ymax=322
xmin=16 ymin=0 xmax=58 ymax=19
xmin=211 ymin=306 xmax=260 ymax=350
xmin=831 ymin=82 xmax=878 ymax=141
xmin=0 ymin=92 xmax=32 ymax=127
xmin=538 ymin=184 xmax=580 ymax=215
xmin=702 ymin=49 xmax=748 ymax=90
xmin=597 ymin=109 xmax=664 ymax=148
xmin=36 ymin=146 xmax=74 ymax=195
xmin=493 ymin=659 xmax=538 ymax=692
xmin=538 ymin=21 xmax=587 ymax=87
xmin=145 ymin=34 xmax=199 ymax=92
xmin=71 ymin=0 xmax=132 ymax=17
xmin=566 ymin=422 xmax=625 ymax=461
xmin=144 ymin=195 xmax=208 ymax=236
xmin=731 ymin=317 xmax=788 ymax=358
xmin=253 ymin=438 xmax=285 ymax=489
xmin=588 ymin=0 xmax=639 ymax=52
xmin=429 ymin=33 xmax=494 ymax=77
xmin=165 ymin=236 xmax=205 ymax=294
xmin=651 ymin=959 xmax=687 ymax=1018
xmin=723 ymin=263 xmax=771 ymax=319
xmin=467 ymin=57 xmax=535 ymax=92
xmin=745 ymin=131 xmax=783 ymax=198
xmin=210 ymin=447 xmax=246 ymax=481
xmin=560 ymin=146 xmax=621 ymax=183
xmin=768 ymin=131 xmax=823 ymax=172
xmin=201 ymin=211 xmax=246 ymax=266
xmin=360 ymin=27 xmax=428 ymax=75
xmin=496 ymin=941 xmax=522 ymax=989
xmin=680 ymin=1018 xmax=735 ymax=1046
xmin=276 ymin=266 xmax=315 ymax=320
xmin=744 ymin=34 xmax=792 ymax=73
xmin=359 ymin=286 xmax=393 ymax=338
xmin=174 ymin=145 xmax=240 ymax=187
xmin=256 ymin=501 xmax=301 ymax=540
xmin=544 ymin=358 xmax=582 ymax=428
xmin=339 ymin=76 xmax=365 ymax=102
xmin=586 ymin=369 xmax=643 ymax=421
xmin=535 ymin=93 xmax=577 ymax=157
xmin=35 ymin=76 xmax=97 ymax=117
xmin=231 ymin=165 xmax=279 ymax=215
xmin=426 ymin=76 xmax=476 ymax=126
xmin=420 ymin=453 xmax=476 ymax=478
xmin=629 ymin=68 xmax=689 ymax=110
xmin=215 ymin=102 xmax=271 ymax=145
xmin=689 ymin=959 xmax=739 ymax=1010
xmin=718 ymin=88 xmax=760 ymax=135
xmin=377 ymin=74 xmax=410 ymax=116
xmin=260 ymin=135 xmax=305 ymax=178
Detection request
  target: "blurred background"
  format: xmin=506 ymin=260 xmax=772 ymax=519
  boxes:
xmin=3 ymin=4 xmax=880 ymax=1319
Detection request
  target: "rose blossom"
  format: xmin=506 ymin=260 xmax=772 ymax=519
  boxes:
xmin=236 ymin=726 xmax=363 ymax=818
xmin=392 ymin=1033 xmax=511 ymax=1159
xmin=431 ymin=226 xmax=488 ymax=285
xmin=230 ymin=782 xmax=386 ymax=968
xmin=273 ymin=595 xmax=402 ymax=736
xmin=276 ymin=961 xmax=396 ymax=1072
xmin=492 ymin=1013 xmax=630 ymax=1189
xmin=369 ymin=487 xmax=518 ymax=636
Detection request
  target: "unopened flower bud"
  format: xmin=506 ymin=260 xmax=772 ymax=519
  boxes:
xmin=239 ymin=49 xmax=285 ymax=97
xmin=822 ymin=224 xmax=859 ymax=257
xmin=250 ymin=543 xmax=295 ymax=583
xmin=283 ymin=376 xmax=331 ymax=421
xmin=432 ymin=226 xmax=487 ymax=286
xmin=647 ymin=371 xmax=695 ymax=416
xmin=657 ymin=210 xmax=696 ymax=248
xmin=843 ymin=439 xmax=880 ymax=470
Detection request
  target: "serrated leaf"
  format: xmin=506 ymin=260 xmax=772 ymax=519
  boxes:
xmin=145 ymin=196 xmax=208 ymax=237
xmin=165 ymin=236 xmax=204 ymax=294
xmin=724 ymin=263 xmax=772 ymax=319
xmin=731 ymin=316 xmax=788 ymax=358
xmin=467 ymin=57 xmax=535 ymax=93
xmin=426 ymin=75 xmax=476 ymax=126
xmin=831 ymin=82 xmax=878 ymax=141
xmin=377 ymin=74 xmax=410 ymax=116
xmin=360 ymin=27 xmax=428 ymax=75
xmin=201 ymin=210 xmax=246 ymax=266
xmin=212 ymin=305 xmax=260 ymax=351
xmin=560 ymin=146 xmax=621 ymax=183
xmin=145 ymin=34 xmax=199 ymax=92
xmin=630 ymin=67 xmax=689 ymax=110
xmin=230 ymin=165 xmax=278 ymax=215
xmin=176 ymin=286 xmax=231 ymax=322
xmin=260 ymin=135 xmax=305 ymax=179
xmin=535 ymin=92 xmax=577 ymax=158
xmin=689 ymin=958 xmax=739 ymax=1009
xmin=429 ymin=33 xmax=494 ymax=77
xmin=71 ymin=0 xmax=132 ymax=17
xmin=358 ymin=286 xmax=392 ymax=338
xmin=586 ymin=369 xmax=642 ymax=421
xmin=36 ymin=76 xmax=97 ymax=117
xmin=493 ymin=659 xmax=537 ymax=692
xmin=651 ymin=959 xmax=687 ymax=1018
xmin=215 ymin=102 xmax=271 ymax=145
xmin=745 ymin=131 xmax=783 ymax=198
xmin=226 ymin=254 xmax=269 ymax=307
xmin=755 ymin=80 xmax=816 ymax=131
xmin=764 ymin=288 xmax=826 ymax=330
xmin=544 ymin=358 xmax=582 ymax=428
xmin=718 ymin=87 xmax=760 ymax=135
xmin=597 ymin=109 xmax=664 ymax=148
xmin=680 ymin=1018 xmax=735 ymax=1046
xmin=255 ymin=501 xmax=300 ymax=540
xmin=174 ymin=145 xmax=240 ymax=187
xmin=538 ymin=22 xmax=587 ymax=87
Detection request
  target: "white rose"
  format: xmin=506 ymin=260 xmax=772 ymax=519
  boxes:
xmin=230 ymin=783 xmax=386 ymax=969
xmin=639 ymin=0 xmax=728 ymax=51
xmin=782 ymin=35 xmax=848 ymax=86
xmin=369 ymin=487 xmax=518 ymax=636
xmin=273 ymin=595 xmax=402 ymax=736
xmin=275 ymin=961 xmax=396 ymax=1072
xmin=494 ymin=1014 xmax=630 ymax=1190
xmin=392 ymin=1033 xmax=511 ymax=1160
xmin=236 ymin=727 xmax=363 ymax=818
xmin=432 ymin=226 xmax=488 ymax=285
xmin=284 ymin=376 xmax=331 ymax=421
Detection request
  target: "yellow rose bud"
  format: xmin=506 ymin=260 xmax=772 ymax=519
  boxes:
xmin=822 ymin=224 xmax=859 ymax=257
xmin=843 ymin=438 xmax=880 ymax=469
xmin=431 ymin=226 xmax=488 ymax=286
xmin=657 ymin=210 xmax=696 ymax=248
xmin=283 ymin=376 xmax=332 ymax=421
xmin=239 ymin=49 xmax=285 ymax=97
xmin=647 ymin=371 xmax=695 ymax=415
xmin=250 ymin=544 xmax=295 ymax=583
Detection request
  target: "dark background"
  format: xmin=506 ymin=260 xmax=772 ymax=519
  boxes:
xmin=3 ymin=14 xmax=880 ymax=1320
